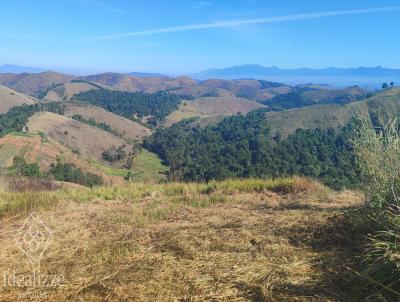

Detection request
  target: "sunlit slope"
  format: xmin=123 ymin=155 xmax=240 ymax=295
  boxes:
xmin=164 ymin=96 xmax=266 ymax=127
xmin=0 ymin=85 xmax=36 ymax=114
xmin=27 ymin=112 xmax=129 ymax=163
xmin=267 ymin=87 xmax=400 ymax=136
xmin=64 ymin=102 xmax=151 ymax=141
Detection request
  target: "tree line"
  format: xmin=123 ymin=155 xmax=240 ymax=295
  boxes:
xmin=144 ymin=109 xmax=360 ymax=189
xmin=73 ymin=89 xmax=181 ymax=126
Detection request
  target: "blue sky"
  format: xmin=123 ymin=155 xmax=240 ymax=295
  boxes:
xmin=1 ymin=0 xmax=399 ymax=74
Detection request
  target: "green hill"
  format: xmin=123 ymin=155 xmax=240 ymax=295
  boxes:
xmin=266 ymin=87 xmax=400 ymax=136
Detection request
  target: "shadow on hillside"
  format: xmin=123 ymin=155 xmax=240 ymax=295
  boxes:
xmin=283 ymin=209 xmax=368 ymax=301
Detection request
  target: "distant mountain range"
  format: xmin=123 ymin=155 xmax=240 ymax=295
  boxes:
xmin=2 ymin=63 xmax=400 ymax=87
xmin=0 ymin=64 xmax=44 ymax=74
xmin=193 ymin=64 xmax=400 ymax=87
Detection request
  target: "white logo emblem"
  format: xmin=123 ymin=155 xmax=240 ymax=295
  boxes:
xmin=14 ymin=212 xmax=53 ymax=267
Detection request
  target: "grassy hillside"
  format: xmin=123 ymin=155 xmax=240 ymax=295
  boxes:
xmin=27 ymin=112 xmax=129 ymax=163
xmin=0 ymin=72 xmax=75 ymax=96
xmin=0 ymin=177 xmax=366 ymax=301
xmin=163 ymin=96 xmax=266 ymax=127
xmin=64 ymin=102 xmax=151 ymax=141
xmin=0 ymin=132 xmax=122 ymax=183
xmin=90 ymin=149 xmax=167 ymax=182
xmin=267 ymin=87 xmax=400 ymax=136
xmin=43 ymin=81 xmax=101 ymax=101
xmin=0 ymin=85 xmax=36 ymax=114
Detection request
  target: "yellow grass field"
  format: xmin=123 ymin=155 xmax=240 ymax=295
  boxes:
xmin=64 ymin=102 xmax=152 ymax=141
xmin=0 ymin=177 xmax=365 ymax=301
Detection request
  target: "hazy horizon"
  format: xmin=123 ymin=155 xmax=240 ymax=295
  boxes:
xmin=1 ymin=0 xmax=400 ymax=74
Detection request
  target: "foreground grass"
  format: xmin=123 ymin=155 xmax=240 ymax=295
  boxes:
xmin=0 ymin=177 xmax=299 ymax=217
xmin=0 ymin=177 xmax=365 ymax=301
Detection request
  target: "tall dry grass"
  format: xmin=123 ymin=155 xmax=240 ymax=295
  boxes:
xmin=354 ymin=119 xmax=400 ymax=299
xmin=0 ymin=177 xmax=311 ymax=217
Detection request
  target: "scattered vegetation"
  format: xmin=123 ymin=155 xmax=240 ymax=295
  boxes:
xmin=9 ymin=156 xmax=40 ymax=177
xmin=101 ymin=145 xmax=127 ymax=162
xmin=71 ymin=114 xmax=121 ymax=137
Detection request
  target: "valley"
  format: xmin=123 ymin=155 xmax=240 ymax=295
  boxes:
xmin=0 ymin=69 xmax=399 ymax=301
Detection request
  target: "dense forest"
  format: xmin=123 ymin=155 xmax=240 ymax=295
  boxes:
xmin=144 ymin=109 xmax=360 ymax=188
xmin=0 ymin=102 xmax=64 ymax=137
xmin=73 ymin=89 xmax=181 ymax=126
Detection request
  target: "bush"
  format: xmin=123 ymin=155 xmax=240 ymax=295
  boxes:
xmin=11 ymin=156 xmax=40 ymax=177
xmin=102 ymin=145 xmax=126 ymax=162
xmin=50 ymin=158 xmax=102 ymax=187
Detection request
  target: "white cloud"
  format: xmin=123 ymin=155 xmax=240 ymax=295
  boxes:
xmin=87 ymin=6 xmax=400 ymax=40
xmin=193 ymin=2 xmax=213 ymax=9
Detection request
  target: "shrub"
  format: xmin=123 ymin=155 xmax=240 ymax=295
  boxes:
xmin=10 ymin=156 xmax=40 ymax=177
xmin=50 ymin=158 xmax=102 ymax=187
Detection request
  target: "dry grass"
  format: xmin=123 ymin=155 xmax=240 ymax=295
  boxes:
xmin=0 ymin=85 xmax=36 ymax=114
xmin=27 ymin=112 xmax=129 ymax=163
xmin=163 ymin=96 xmax=266 ymax=127
xmin=0 ymin=177 xmax=364 ymax=301
xmin=43 ymin=81 xmax=100 ymax=102
xmin=64 ymin=102 xmax=151 ymax=141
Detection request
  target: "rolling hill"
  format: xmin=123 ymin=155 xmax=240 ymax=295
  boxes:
xmin=0 ymin=71 xmax=292 ymax=103
xmin=0 ymin=71 xmax=75 ymax=97
xmin=266 ymin=87 xmax=400 ymax=136
xmin=82 ymin=73 xmax=197 ymax=93
xmin=0 ymin=85 xmax=37 ymax=114
xmin=26 ymin=112 xmax=129 ymax=163
xmin=163 ymin=96 xmax=266 ymax=127
xmin=42 ymin=81 xmax=102 ymax=102
xmin=263 ymin=85 xmax=370 ymax=111
xmin=63 ymin=102 xmax=152 ymax=141
xmin=0 ymin=132 xmax=119 ymax=184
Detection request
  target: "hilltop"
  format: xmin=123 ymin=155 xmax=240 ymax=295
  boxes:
xmin=0 ymin=85 xmax=36 ymax=114
xmin=0 ymin=177 xmax=365 ymax=301
xmin=0 ymin=71 xmax=75 ymax=97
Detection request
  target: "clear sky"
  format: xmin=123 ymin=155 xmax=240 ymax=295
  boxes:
xmin=1 ymin=0 xmax=399 ymax=74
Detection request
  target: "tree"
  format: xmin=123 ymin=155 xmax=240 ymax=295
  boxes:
xmin=382 ymin=83 xmax=389 ymax=89
xmin=390 ymin=82 xmax=395 ymax=87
